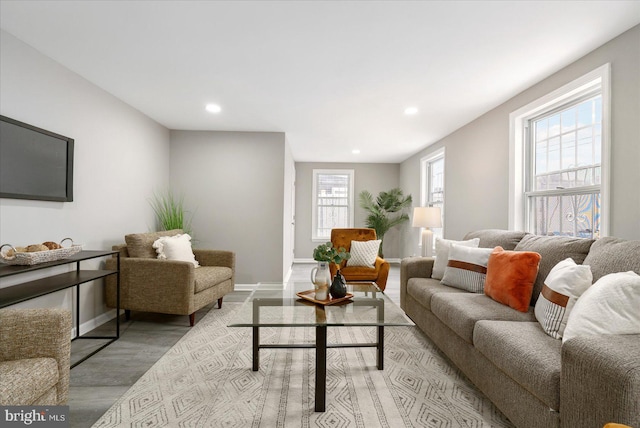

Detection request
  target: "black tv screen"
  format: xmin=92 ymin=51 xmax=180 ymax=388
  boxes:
xmin=0 ymin=115 xmax=74 ymax=202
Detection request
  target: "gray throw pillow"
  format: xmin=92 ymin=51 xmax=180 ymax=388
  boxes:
xmin=514 ymin=234 xmax=594 ymax=305
xmin=464 ymin=229 xmax=529 ymax=251
xmin=125 ymin=229 xmax=183 ymax=258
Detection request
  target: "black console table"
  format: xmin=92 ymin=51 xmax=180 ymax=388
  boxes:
xmin=0 ymin=250 xmax=120 ymax=367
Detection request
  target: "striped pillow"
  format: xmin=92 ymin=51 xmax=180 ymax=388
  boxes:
xmin=441 ymin=245 xmax=493 ymax=293
xmin=534 ymin=258 xmax=592 ymax=339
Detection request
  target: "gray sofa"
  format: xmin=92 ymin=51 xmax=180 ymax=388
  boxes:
xmin=400 ymin=230 xmax=640 ymax=428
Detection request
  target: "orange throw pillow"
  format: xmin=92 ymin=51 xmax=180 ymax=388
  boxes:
xmin=485 ymin=246 xmax=541 ymax=312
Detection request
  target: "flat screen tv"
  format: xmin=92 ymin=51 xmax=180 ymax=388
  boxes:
xmin=0 ymin=115 xmax=74 ymax=202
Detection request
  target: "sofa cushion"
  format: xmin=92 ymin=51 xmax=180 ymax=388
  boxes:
xmin=563 ymin=271 xmax=640 ymax=343
xmin=484 ymin=247 xmax=541 ymax=312
xmin=430 ymin=293 xmax=536 ymax=344
xmin=514 ymin=234 xmax=594 ymax=305
xmin=0 ymin=358 xmax=59 ymax=405
xmin=582 ymin=237 xmax=640 ymax=282
xmin=432 ymin=237 xmax=480 ymax=280
xmin=406 ymin=277 xmax=468 ymax=310
xmin=441 ymin=245 xmax=493 ymax=293
xmin=125 ymin=229 xmax=183 ymax=258
xmin=474 ymin=321 xmax=561 ymax=411
xmin=194 ymin=266 xmax=233 ymax=293
xmin=534 ymin=258 xmax=592 ymax=339
xmin=464 ymin=229 xmax=529 ymax=251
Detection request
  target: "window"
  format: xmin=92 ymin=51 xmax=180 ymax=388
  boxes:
xmin=420 ymin=148 xmax=445 ymax=241
xmin=510 ymin=64 xmax=610 ymax=238
xmin=312 ymin=169 xmax=354 ymax=240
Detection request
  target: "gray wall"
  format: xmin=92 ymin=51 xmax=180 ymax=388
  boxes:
xmin=399 ymin=25 xmax=640 ymax=257
xmin=0 ymin=30 xmax=170 ymax=330
xmin=169 ymin=130 xmax=287 ymax=284
xmin=294 ymin=162 xmax=405 ymax=260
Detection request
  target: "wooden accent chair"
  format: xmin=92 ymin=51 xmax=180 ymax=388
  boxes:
xmin=330 ymin=228 xmax=390 ymax=291
xmin=105 ymin=229 xmax=235 ymax=326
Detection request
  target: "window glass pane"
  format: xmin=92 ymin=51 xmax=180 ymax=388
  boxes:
xmin=313 ymin=170 xmax=353 ymax=239
xmin=535 ymin=118 xmax=548 ymax=141
xmin=531 ymin=193 xmax=600 ymax=238
xmin=561 ymin=109 xmax=576 ymax=132
xmin=547 ymin=137 xmax=560 ymax=172
xmin=578 ymin=100 xmax=593 ymax=126
xmin=548 ymin=115 xmax=560 ymax=137
xmin=535 ymin=141 xmax=547 ymax=175
xmin=561 ymin=132 xmax=576 ymax=170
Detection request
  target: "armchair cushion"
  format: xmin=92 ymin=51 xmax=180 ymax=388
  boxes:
xmin=194 ymin=267 xmax=233 ymax=293
xmin=348 ymin=239 xmax=381 ymax=266
xmin=153 ymin=233 xmax=199 ymax=267
xmin=125 ymin=229 xmax=183 ymax=258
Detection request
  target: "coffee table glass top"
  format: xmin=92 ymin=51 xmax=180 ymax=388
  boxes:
xmin=228 ymin=282 xmax=414 ymax=328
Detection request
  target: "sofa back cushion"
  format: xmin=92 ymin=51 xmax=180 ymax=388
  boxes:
xmin=514 ymin=235 xmax=594 ymax=305
xmin=463 ymin=229 xmax=529 ymax=251
xmin=582 ymin=237 xmax=640 ymax=282
xmin=125 ymin=229 xmax=183 ymax=258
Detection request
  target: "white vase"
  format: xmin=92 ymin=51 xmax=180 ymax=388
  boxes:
xmin=310 ymin=261 xmax=331 ymax=300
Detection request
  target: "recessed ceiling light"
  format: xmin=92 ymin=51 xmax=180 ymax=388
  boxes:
xmin=404 ymin=107 xmax=418 ymax=115
xmin=205 ymin=104 xmax=222 ymax=113
xmin=352 ymin=149 xmax=361 ymax=154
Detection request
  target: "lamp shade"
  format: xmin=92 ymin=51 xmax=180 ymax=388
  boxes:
xmin=412 ymin=207 xmax=442 ymax=228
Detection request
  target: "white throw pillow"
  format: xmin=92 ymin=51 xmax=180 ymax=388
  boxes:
xmin=563 ymin=271 xmax=640 ymax=343
xmin=432 ymin=237 xmax=480 ymax=280
xmin=153 ymin=234 xmax=200 ymax=268
xmin=348 ymin=240 xmax=381 ymax=267
xmin=441 ymin=244 xmax=493 ymax=293
xmin=534 ymin=258 xmax=592 ymax=339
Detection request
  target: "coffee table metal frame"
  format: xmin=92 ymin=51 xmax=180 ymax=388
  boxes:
xmin=229 ymin=282 xmax=413 ymax=412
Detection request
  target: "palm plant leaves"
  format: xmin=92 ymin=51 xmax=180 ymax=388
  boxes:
xmin=358 ymin=188 xmax=412 ymax=256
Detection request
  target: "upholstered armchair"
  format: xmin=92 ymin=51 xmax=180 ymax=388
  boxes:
xmin=330 ymin=228 xmax=390 ymax=291
xmin=105 ymin=229 xmax=235 ymax=326
xmin=0 ymin=308 xmax=72 ymax=405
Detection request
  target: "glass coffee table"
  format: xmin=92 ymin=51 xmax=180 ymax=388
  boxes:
xmin=228 ymin=281 xmax=414 ymax=412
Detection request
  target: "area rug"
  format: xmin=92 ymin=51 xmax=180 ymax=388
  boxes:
xmin=92 ymin=302 xmax=514 ymax=427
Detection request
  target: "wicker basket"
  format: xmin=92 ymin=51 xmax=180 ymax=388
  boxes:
xmin=0 ymin=238 xmax=82 ymax=266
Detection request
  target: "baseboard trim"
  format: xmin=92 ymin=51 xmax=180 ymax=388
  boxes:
xmin=72 ymin=308 xmax=119 ymax=338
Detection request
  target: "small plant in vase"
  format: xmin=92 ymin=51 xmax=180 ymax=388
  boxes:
xmin=311 ymin=242 xmax=350 ymax=300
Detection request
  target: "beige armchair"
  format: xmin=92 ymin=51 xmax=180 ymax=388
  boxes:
xmin=0 ymin=308 xmax=72 ymax=405
xmin=105 ymin=229 xmax=235 ymax=326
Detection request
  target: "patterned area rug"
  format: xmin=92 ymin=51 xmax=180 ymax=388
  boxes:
xmin=92 ymin=302 xmax=514 ymax=427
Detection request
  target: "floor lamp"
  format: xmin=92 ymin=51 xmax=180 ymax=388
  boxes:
xmin=412 ymin=207 xmax=442 ymax=257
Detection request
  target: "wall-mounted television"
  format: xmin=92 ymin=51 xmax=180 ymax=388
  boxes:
xmin=0 ymin=115 xmax=74 ymax=202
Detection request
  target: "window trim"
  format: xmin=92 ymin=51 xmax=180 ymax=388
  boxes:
xmin=311 ymin=169 xmax=355 ymax=241
xmin=509 ymin=64 xmax=610 ymax=237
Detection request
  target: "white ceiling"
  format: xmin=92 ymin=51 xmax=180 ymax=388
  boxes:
xmin=1 ymin=1 xmax=639 ymax=163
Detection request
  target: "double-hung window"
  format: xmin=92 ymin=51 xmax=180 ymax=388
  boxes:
xmin=510 ymin=64 xmax=610 ymax=238
xmin=420 ymin=148 xmax=445 ymax=240
xmin=312 ymin=169 xmax=354 ymax=240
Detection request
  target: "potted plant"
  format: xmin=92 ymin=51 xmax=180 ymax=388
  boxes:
xmin=149 ymin=190 xmax=194 ymax=235
xmin=311 ymin=242 xmax=350 ymax=300
xmin=359 ymin=188 xmax=412 ymax=257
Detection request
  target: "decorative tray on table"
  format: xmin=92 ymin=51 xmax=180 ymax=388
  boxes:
xmin=0 ymin=238 xmax=82 ymax=266
xmin=296 ymin=289 xmax=354 ymax=306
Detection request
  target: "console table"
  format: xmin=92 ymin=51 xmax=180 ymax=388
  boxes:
xmin=0 ymin=250 xmax=120 ymax=367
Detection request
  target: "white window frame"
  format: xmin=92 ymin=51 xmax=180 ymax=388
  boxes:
xmin=420 ymin=148 xmax=445 ymax=243
xmin=312 ymin=169 xmax=355 ymax=241
xmin=509 ymin=64 xmax=611 ymax=237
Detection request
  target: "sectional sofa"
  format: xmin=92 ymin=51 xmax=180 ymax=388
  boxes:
xmin=400 ymin=229 xmax=640 ymax=428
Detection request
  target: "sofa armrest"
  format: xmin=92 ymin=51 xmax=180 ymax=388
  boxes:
xmin=193 ymin=249 xmax=235 ymax=270
xmin=0 ymin=308 xmax=72 ymax=404
xmin=561 ymin=334 xmax=640 ymax=428
xmin=105 ymin=257 xmax=195 ymax=313
xmin=400 ymin=257 xmax=435 ymax=310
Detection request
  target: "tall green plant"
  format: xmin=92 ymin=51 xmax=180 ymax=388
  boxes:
xmin=149 ymin=190 xmax=193 ymax=235
xmin=359 ymin=188 xmax=412 ymax=257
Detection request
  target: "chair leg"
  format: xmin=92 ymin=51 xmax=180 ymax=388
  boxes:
xmin=125 ymin=310 xmax=131 ymax=321
xmin=218 ymin=297 xmax=223 ymax=308
xmin=189 ymin=313 xmax=195 ymax=327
